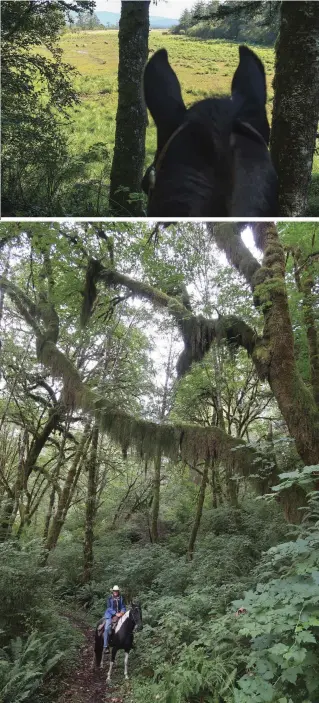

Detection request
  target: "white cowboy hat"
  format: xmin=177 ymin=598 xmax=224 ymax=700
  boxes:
xmin=112 ymin=585 xmax=120 ymax=591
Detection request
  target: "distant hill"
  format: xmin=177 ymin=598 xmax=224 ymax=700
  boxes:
xmin=96 ymin=11 xmax=178 ymax=29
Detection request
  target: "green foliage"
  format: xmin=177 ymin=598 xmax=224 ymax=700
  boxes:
xmin=0 ymin=632 xmax=63 ymax=703
xmin=0 ymin=540 xmax=82 ymax=703
xmin=103 ymin=481 xmax=316 ymax=703
xmin=0 ymin=541 xmax=53 ymax=644
xmin=172 ymin=0 xmax=280 ymax=46
xmin=232 ymin=471 xmax=319 ymax=702
xmin=1 ymin=224 xmax=319 ymax=703
xmin=1 ymin=0 xmax=98 ymax=215
xmin=74 ymin=11 xmax=102 ymax=30
xmin=49 ymin=497 xmax=291 ymax=702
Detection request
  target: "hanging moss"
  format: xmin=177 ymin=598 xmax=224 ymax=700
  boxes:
xmin=37 ymin=339 xmax=95 ymax=410
xmin=80 ymin=258 xmax=104 ymax=328
xmin=97 ymin=403 xmax=262 ymax=478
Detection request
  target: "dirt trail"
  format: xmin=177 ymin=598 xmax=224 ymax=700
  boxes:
xmin=57 ymin=613 xmax=134 ymax=703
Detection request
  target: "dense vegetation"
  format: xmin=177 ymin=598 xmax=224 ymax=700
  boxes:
xmin=1 ymin=0 xmax=96 ymax=217
xmin=0 ymin=223 xmax=318 ymax=702
xmin=172 ymin=0 xmax=280 ymax=45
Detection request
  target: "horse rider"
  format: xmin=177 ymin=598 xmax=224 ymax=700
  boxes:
xmin=103 ymin=585 xmax=126 ymax=652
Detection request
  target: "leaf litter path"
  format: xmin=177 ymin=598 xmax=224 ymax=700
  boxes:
xmin=57 ymin=612 xmax=133 ymax=703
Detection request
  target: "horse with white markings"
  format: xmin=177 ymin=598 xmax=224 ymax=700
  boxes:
xmin=94 ymin=602 xmax=143 ymax=682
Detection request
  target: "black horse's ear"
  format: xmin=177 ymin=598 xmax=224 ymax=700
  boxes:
xmin=143 ymin=48 xmax=187 ymax=150
xmin=231 ymin=45 xmax=269 ymax=143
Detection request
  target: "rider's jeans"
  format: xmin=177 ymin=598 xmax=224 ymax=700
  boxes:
xmin=104 ymin=618 xmax=112 ymax=648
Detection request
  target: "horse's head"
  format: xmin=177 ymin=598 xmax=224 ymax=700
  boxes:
xmin=130 ymin=601 xmax=143 ymax=632
xmin=142 ymin=45 xmax=278 ymax=217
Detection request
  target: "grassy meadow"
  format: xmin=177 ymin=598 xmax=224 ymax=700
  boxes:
xmin=55 ymin=29 xmax=319 ymax=214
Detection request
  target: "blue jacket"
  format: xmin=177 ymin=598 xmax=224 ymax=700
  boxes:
xmin=105 ymin=595 xmax=126 ymax=619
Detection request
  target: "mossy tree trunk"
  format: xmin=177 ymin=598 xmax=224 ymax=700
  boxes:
xmin=252 ymin=223 xmax=319 ymax=465
xmin=150 ymin=332 xmax=174 ymax=543
xmin=291 ymin=248 xmax=319 ymax=409
xmin=210 ymin=223 xmax=319 ymax=469
xmin=302 ymin=275 xmax=319 ymax=408
xmin=43 ymin=482 xmax=58 ymax=542
xmin=150 ymin=448 xmax=161 ymax=543
xmin=187 ymin=459 xmax=209 ymax=561
xmin=109 ymin=1 xmax=150 ymax=216
xmin=42 ymin=430 xmax=68 ymax=541
xmin=83 ymin=422 xmax=99 ymax=584
xmin=0 ymin=407 xmax=62 ymax=541
xmin=270 ymin=2 xmax=319 ymax=215
xmin=44 ymin=421 xmax=91 ymax=554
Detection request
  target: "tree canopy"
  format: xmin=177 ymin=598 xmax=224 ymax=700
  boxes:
xmin=0 ymin=223 xmax=318 ymax=703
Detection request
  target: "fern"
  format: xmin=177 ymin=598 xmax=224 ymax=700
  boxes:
xmin=0 ymin=632 xmax=64 ymax=703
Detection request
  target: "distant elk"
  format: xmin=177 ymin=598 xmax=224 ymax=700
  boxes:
xmin=142 ymin=46 xmax=278 ymax=217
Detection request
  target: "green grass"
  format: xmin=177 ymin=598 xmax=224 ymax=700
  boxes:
xmin=53 ymin=29 xmax=318 ymax=214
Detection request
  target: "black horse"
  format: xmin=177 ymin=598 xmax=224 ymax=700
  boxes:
xmin=142 ymin=45 xmax=278 ymax=217
xmin=94 ymin=603 xmax=143 ymax=681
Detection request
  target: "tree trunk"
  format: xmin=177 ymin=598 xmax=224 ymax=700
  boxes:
xmin=270 ymin=1 xmax=319 ymax=215
xmin=45 ymin=422 xmax=91 ymax=554
xmin=225 ymin=465 xmax=238 ymax=508
xmin=83 ymin=422 xmax=99 ymax=584
xmin=150 ymin=449 xmax=161 ymax=543
xmin=252 ymin=223 xmax=319 ymax=466
xmin=150 ymin=332 xmax=174 ymax=543
xmin=302 ymin=275 xmax=319 ymax=408
xmin=187 ymin=460 xmax=209 ymax=561
xmin=278 ymin=484 xmax=307 ymax=524
xmin=43 ymin=482 xmax=57 ymax=542
xmin=210 ymin=223 xmax=319 ymax=467
xmin=211 ymin=464 xmax=218 ymax=508
xmin=109 ymin=1 xmax=150 ymax=216
xmin=0 ymin=410 xmax=62 ymax=541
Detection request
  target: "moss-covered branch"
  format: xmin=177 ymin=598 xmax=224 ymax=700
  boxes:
xmin=81 ymin=259 xmax=259 ymax=377
xmin=98 ymin=406 xmax=263 ymax=478
xmin=3 ymin=268 xmax=271 ymax=483
xmin=0 ymin=277 xmax=41 ymax=335
xmin=208 ymin=223 xmax=261 ymax=289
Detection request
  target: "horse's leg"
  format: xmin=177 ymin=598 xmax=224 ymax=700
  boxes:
xmin=107 ymin=648 xmax=117 ymax=682
xmin=124 ymin=650 xmax=129 ymax=680
xmin=94 ymin=627 xmax=104 ymax=669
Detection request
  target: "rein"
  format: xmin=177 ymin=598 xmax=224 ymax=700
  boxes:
xmin=147 ymin=119 xmax=266 ymax=195
xmin=148 ymin=122 xmax=189 ymax=192
xmin=233 ymin=120 xmax=268 ymax=148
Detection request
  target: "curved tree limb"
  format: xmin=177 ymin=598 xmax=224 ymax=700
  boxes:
xmin=81 ymin=260 xmax=259 ymax=377
xmin=0 ymin=273 xmax=266 ymax=480
xmin=208 ymin=223 xmax=261 ymax=289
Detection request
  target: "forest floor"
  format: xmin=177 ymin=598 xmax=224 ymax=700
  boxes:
xmin=57 ymin=613 xmax=134 ymax=703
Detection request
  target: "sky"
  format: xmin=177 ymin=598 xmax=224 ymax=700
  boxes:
xmin=95 ymin=1 xmax=195 ymax=19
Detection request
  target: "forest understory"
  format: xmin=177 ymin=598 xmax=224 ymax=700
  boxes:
xmin=0 ymin=223 xmax=318 ymax=703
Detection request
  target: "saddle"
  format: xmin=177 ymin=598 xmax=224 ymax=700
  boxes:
xmin=111 ymin=615 xmax=119 ymax=631
xmin=98 ymin=613 xmax=124 ymax=636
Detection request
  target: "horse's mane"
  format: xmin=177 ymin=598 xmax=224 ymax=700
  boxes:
xmin=115 ymin=609 xmax=130 ymax=633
